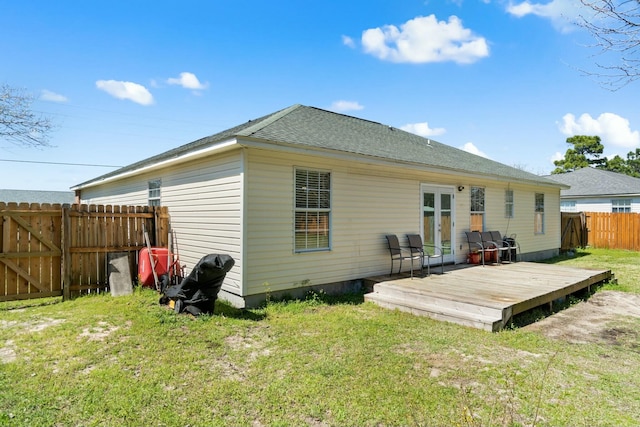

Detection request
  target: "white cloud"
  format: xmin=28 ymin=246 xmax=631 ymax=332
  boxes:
xmin=330 ymin=100 xmax=364 ymax=112
xmin=342 ymin=35 xmax=355 ymax=48
xmin=400 ymin=122 xmax=446 ymax=137
xmin=40 ymin=89 xmax=68 ymax=103
xmin=507 ymin=0 xmax=581 ymax=33
xmin=559 ymin=112 xmax=640 ymax=148
xmin=461 ymin=142 xmax=490 ymax=158
xmin=550 ymin=151 xmax=564 ymax=163
xmin=361 ymin=14 xmax=489 ymax=64
xmin=166 ymin=72 xmax=209 ymax=90
xmin=96 ymin=80 xmax=154 ymax=105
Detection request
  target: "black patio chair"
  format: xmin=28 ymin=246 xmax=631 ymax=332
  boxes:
xmin=385 ymin=234 xmax=421 ymax=278
xmin=480 ymin=231 xmax=501 ymax=264
xmin=465 ymin=231 xmax=486 ymax=266
xmin=406 ymin=234 xmax=444 ymax=276
xmin=487 ymin=231 xmax=512 ymax=263
xmin=489 ymin=231 xmax=520 ymax=262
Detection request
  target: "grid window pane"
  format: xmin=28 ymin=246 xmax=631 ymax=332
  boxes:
xmin=470 ymin=186 xmax=485 ymax=231
xmin=612 ymin=199 xmax=631 ymax=213
xmin=148 ymin=180 xmax=161 ymax=206
xmin=561 ymin=201 xmax=577 ymax=212
xmin=295 ymin=169 xmax=331 ymax=251
xmin=505 ymin=189 xmax=514 ymax=218
xmin=534 ymin=193 xmax=544 ymax=234
xmin=471 ymin=187 xmax=485 ymax=212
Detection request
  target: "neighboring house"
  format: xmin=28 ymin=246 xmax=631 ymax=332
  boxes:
xmin=72 ymin=104 xmax=566 ymax=307
xmin=0 ymin=189 xmax=75 ymax=204
xmin=545 ymin=167 xmax=640 ymax=213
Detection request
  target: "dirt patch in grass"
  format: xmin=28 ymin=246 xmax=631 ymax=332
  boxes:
xmin=78 ymin=321 xmax=123 ymax=341
xmin=524 ymin=291 xmax=640 ymax=347
xmin=0 ymin=317 xmax=66 ymax=364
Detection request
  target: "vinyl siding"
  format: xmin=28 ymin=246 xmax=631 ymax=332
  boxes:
xmin=457 ymin=181 xmax=561 ymax=257
xmin=79 ymin=151 xmax=244 ymax=293
xmin=79 ymin=145 xmax=562 ymax=301
xmin=244 ymin=149 xmax=418 ymax=295
xmin=566 ymin=197 xmax=640 ymax=213
xmin=244 ymin=148 xmax=562 ymax=296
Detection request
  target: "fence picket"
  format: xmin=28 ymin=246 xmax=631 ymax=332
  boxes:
xmin=585 ymin=212 xmax=640 ymax=251
xmin=0 ymin=203 xmax=169 ymax=301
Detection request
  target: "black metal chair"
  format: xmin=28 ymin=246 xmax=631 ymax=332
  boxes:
xmin=385 ymin=234 xmax=421 ymax=278
xmin=465 ymin=231 xmax=486 ymax=266
xmin=490 ymin=231 xmax=520 ymax=262
xmin=406 ymin=234 xmax=444 ymax=276
xmin=489 ymin=231 xmax=519 ymax=262
xmin=480 ymin=231 xmax=501 ymax=264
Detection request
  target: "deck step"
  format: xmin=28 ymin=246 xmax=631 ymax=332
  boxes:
xmin=364 ymin=291 xmax=505 ymax=332
xmin=370 ymin=281 xmax=505 ymax=320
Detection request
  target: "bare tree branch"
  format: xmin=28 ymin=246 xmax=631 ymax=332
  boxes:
xmin=0 ymin=84 xmax=54 ymax=147
xmin=578 ymin=0 xmax=640 ymax=89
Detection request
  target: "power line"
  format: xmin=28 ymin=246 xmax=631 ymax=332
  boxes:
xmin=0 ymin=159 xmax=122 ymax=168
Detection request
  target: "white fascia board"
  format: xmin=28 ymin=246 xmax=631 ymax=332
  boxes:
xmin=72 ymin=138 xmax=238 ymax=190
xmin=237 ymin=138 xmax=564 ymax=189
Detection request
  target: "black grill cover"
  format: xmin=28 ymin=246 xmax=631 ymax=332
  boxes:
xmin=161 ymin=254 xmax=234 ymax=316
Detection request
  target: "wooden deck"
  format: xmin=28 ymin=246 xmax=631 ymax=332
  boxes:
xmin=363 ymin=262 xmax=613 ymax=332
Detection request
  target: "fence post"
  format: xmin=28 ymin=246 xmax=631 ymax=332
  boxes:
xmin=62 ymin=205 xmax=71 ymax=301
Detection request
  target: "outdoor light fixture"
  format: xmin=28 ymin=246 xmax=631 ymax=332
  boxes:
xmin=458 ymin=186 xmax=465 ymax=192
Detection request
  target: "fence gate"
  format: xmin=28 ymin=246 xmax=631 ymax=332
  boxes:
xmin=1 ymin=202 xmax=169 ymax=302
xmin=0 ymin=203 xmax=63 ymax=301
xmin=560 ymin=212 xmax=588 ymax=251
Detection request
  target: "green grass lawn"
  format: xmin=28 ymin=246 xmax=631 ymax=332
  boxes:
xmin=1 ymin=248 xmax=639 ymax=426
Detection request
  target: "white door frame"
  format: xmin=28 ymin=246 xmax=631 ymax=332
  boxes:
xmin=420 ymin=184 xmax=456 ymax=265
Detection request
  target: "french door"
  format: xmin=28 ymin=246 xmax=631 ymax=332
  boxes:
xmin=421 ymin=185 xmax=455 ymax=265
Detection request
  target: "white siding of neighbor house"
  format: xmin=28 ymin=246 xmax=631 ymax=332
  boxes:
xmin=243 ymin=147 xmax=562 ymax=296
xmin=562 ymin=197 xmax=640 ymax=213
xmin=79 ymin=151 xmax=244 ymax=294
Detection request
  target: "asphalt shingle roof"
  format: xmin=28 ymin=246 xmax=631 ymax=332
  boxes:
xmin=0 ymin=189 xmax=75 ymax=204
xmin=75 ymin=104 xmax=562 ymax=189
xmin=545 ymin=167 xmax=640 ymax=197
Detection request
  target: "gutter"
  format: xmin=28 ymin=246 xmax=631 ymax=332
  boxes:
xmin=237 ymin=137 xmax=568 ymax=189
xmin=71 ymin=138 xmax=239 ymax=190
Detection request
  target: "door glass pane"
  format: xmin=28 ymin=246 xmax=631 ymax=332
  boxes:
xmin=440 ymin=193 xmax=452 ymax=256
xmin=423 ymin=193 xmax=435 ymax=250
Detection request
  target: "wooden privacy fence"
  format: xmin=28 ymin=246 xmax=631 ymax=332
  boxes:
xmin=560 ymin=212 xmax=588 ymax=251
xmin=1 ymin=203 xmax=169 ymax=302
xmin=586 ymin=212 xmax=640 ymax=251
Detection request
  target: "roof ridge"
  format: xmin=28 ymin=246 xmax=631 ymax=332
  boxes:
xmin=237 ymin=104 xmax=303 ymax=137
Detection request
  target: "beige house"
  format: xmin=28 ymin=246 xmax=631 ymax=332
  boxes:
xmin=72 ymin=104 xmax=566 ymax=307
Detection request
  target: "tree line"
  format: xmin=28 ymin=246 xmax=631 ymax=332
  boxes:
xmin=552 ymin=135 xmax=640 ymax=177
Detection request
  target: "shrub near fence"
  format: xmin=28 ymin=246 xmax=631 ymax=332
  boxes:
xmin=0 ymin=202 xmax=169 ymax=301
xmin=586 ymin=212 xmax=640 ymax=251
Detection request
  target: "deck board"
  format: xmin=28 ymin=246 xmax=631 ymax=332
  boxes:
xmin=364 ymin=262 xmax=612 ymax=331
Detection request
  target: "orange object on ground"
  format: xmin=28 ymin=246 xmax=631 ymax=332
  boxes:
xmin=139 ymin=247 xmax=173 ymax=287
xmin=468 ymin=252 xmax=481 ymax=264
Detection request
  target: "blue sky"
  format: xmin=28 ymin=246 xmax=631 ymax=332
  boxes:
xmin=1 ymin=0 xmax=638 ymax=191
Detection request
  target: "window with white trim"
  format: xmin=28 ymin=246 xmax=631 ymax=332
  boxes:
xmin=560 ymin=200 xmax=577 ymax=212
xmin=505 ymin=189 xmax=514 ymax=218
xmin=470 ymin=186 xmax=485 ymax=231
xmin=148 ymin=180 xmax=161 ymax=206
xmin=612 ymin=199 xmax=631 ymax=213
xmin=534 ymin=193 xmax=544 ymax=234
xmin=295 ymin=169 xmax=331 ymax=252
